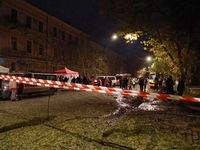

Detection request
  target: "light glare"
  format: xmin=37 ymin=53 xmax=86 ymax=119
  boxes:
xmin=113 ymin=35 xmax=117 ymax=39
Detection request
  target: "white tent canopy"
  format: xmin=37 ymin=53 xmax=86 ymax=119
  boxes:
xmin=0 ymin=65 xmax=9 ymax=74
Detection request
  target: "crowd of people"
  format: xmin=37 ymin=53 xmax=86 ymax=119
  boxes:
xmin=7 ymin=74 xmax=185 ymax=102
xmin=138 ymin=76 xmax=185 ymax=96
xmin=59 ymin=75 xmax=113 ymax=87
xmin=59 ymin=75 xmax=185 ymax=96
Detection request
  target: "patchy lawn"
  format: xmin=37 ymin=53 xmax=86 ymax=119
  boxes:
xmin=0 ymin=90 xmax=200 ymax=149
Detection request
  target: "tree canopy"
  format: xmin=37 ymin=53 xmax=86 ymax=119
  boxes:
xmin=100 ymin=0 xmax=200 ymax=80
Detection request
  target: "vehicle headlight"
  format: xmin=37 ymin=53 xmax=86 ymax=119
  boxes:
xmin=2 ymin=85 xmax=9 ymax=90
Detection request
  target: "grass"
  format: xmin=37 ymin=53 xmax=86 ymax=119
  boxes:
xmin=0 ymin=90 xmax=200 ymax=149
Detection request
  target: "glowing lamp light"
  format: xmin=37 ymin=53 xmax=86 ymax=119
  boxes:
xmin=124 ymin=33 xmax=138 ymax=40
xmin=112 ymin=34 xmax=117 ymax=39
xmin=147 ymin=57 xmax=152 ymax=61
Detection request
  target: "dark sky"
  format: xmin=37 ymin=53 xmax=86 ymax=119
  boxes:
xmin=24 ymin=0 xmax=149 ymax=58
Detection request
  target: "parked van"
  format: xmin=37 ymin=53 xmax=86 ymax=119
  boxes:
xmin=95 ymin=76 xmax=117 ymax=87
xmin=1 ymin=72 xmax=58 ymax=99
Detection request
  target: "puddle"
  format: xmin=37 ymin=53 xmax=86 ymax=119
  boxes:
xmin=105 ymin=95 xmax=169 ymax=117
xmin=104 ymin=94 xmax=200 ymax=119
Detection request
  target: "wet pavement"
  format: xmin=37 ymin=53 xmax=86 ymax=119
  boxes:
xmin=113 ymin=92 xmax=200 ymax=117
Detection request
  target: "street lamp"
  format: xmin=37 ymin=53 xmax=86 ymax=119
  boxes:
xmin=147 ymin=56 xmax=152 ymax=61
xmin=112 ymin=34 xmax=117 ymax=40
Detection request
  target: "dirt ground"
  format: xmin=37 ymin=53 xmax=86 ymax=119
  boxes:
xmin=0 ymin=89 xmax=117 ymax=121
xmin=1 ymin=89 xmax=200 ymax=149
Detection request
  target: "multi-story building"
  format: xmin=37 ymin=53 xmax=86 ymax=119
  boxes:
xmin=0 ymin=0 xmax=125 ymax=76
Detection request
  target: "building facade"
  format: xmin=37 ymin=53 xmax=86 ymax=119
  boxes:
xmin=0 ymin=0 xmax=125 ymax=76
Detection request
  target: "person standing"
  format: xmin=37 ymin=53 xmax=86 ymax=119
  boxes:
xmin=109 ymin=78 xmax=112 ymax=87
xmin=91 ymin=76 xmax=95 ymax=86
xmin=97 ymin=77 xmax=101 ymax=86
xmin=132 ymin=78 xmax=136 ymax=88
xmin=71 ymin=77 xmax=76 ymax=83
xmin=120 ymin=77 xmax=122 ymax=88
xmin=123 ymin=76 xmax=128 ymax=89
xmin=104 ymin=77 xmax=109 ymax=87
xmin=17 ymin=82 xmax=24 ymax=100
xmin=9 ymin=80 xmax=17 ymax=101
xmin=82 ymin=76 xmax=88 ymax=84
xmin=162 ymin=78 xmax=167 ymax=93
xmin=177 ymin=78 xmax=185 ymax=96
xmin=154 ymin=78 xmax=158 ymax=91
xmin=158 ymin=78 xmax=163 ymax=93
xmin=101 ymin=77 xmax=105 ymax=86
xmin=144 ymin=78 xmax=148 ymax=91
xmin=128 ymin=78 xmax=133 ymax=90
xmin=166 ymin=76 xmax=174 ymax=94
xmin=139 ymin=77 xmax=144 ymax=92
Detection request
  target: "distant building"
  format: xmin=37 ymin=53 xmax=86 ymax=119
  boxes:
xmin=0 ymin=0 xmax=125 ymax=76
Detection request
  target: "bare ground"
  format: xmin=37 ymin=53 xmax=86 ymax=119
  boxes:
xmin=0 ymin=90 xmax=200 ymax=149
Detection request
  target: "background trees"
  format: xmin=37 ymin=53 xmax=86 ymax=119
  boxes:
xmin=100 ymin=0 xmax=200 ymax=83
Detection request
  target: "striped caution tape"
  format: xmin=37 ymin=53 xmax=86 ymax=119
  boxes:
xmin=0 ymin=77 xmax=148 ymax=97
xmin=1 ymin=75 xmax=200 ymax=103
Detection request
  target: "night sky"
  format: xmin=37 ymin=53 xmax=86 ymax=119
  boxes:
xmin=24 ymin=0 xmax=150 ymax=59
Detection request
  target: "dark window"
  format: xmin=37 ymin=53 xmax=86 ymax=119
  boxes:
xmin=27 ymin=41 xmax=32 ymax=53
xmin=26 ymin=16 xmax=32 ymax=28
xmin=11 ymin=9 xmax=17 ymax=23
xmin=11 ymin=62 xmax=16 ymax=72
xmin=39 ymin=44 xmax=44 ymax=55
xmin=62 ymin=49 xmax=65 ymax=56
xmin=53 ymin=27 xmax=57 ymax=37
xmin=47 ymin=75 xmax=57 ymax=81
xmin=34 ymin=74 xmax=46 ymax=80
xmin=62 ymin=31 xmax=65 ymax=40
xmin=23 ymin=73 xmax=32 ymax=78
xmin=11 ymin=36 xmax=17 ymax=50
xmin=54 ymin=48 xmax=57 ymax=57
xmin=69 ymin=34 xmax=72 ymax=44
xmin=81 ymin=40 xmax=84 ymax=46
xmin=39 ymin=21 xmax=43 ymax=32
xmin=53 ymin=67 xmax=57 ymax=71
xmin=75 ymin=37 xmax=79 ymax=44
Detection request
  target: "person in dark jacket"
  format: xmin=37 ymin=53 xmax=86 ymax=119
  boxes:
xmin=17 ymin=83 xmax=24 ymax=100
xmin=63 ymin=77 xmax=69 ymax=82
xmin=120 ymin=78 xmax=122 ymax=88
xmin=139 ymin=77 xmax=144 ymax=92
xmin=177 ymin=78 xmax=185 ymax=96
xmin=101 ymin=77 xmax=105 ymax=86
xmin=166 ymin=76 xmax=174 ymax=94
xmin=82 ymin=76 xmax=88 ymax=84
xmin=71 ymin=77 xmax=76 ymax=83
xmin=123 ymin=76 xmax=128 ymax=89
xmin=109 ymin=78 xmax=112 ymax=87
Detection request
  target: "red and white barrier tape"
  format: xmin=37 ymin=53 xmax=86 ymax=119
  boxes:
xmin=1 ymin=75 xmax=200 ymax=103
xmin=0 ymin=77 xmax=148 ymax=97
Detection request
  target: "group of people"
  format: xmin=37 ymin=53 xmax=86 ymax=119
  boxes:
xmin=138 ymin=76 xmax=185 ymax=96
xmin=138 ymin=77 xmax=148 ymax=92
xmin=94 ymin=77 xmax=112 ymax=87
xmin=59 ymin=75 xmax=113 ymax=87
xmin=59 ymin=75 xmax=185 ymax=96
xmin=119 ymin=77 xmax=138 ymax=90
